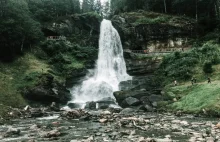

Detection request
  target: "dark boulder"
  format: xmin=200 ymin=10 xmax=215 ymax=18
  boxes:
xmin=149 ymin=95 xmax=163 ymax=103
xmin=23 ymin=73 xmax=71 ymax=105
xmin=85 ymin=101 xmax=96 ymax=110
xmin=121 ymin=97 xmax=141 ymax=107
xmin=30 ymin=108 xmax=44 ymax=118
xmin=144 ymin=104 xmax=154 ymax=112
xmin=113 ymin=90 xmax=151 ymax=105
xmin=65 ymin=68 xmax=87 ymax=88
xmin=67 ymin=102 xmax=84 ymax=109
xmin=120 ymin=108 xmax=137 ymax=115
xmin=140 ymin=96 xmax=151 ymax=105
xmin=97 ymin=103 xmax=109 ymax=109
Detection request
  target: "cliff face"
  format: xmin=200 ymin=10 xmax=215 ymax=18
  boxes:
xmin=111 ymin=11 xmax=196 ymax=51
xmin=42 ymin=12 xmax=102 ymax=48
xmin=111 ymin=11 xmax=196 ymax=76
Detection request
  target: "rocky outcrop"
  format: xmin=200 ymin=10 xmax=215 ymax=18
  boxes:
xmin=114 ymin=75 xmax=163 ymax=110
xmin=111 ymin=11 xmax=196 ymax=50
xmin=23 ymin=73 xmax=71 ymax=105
xmin=65 ymin=68 xmax=87 ymax=88
xmin=124 ymin=51 xmax=161 ymax=75
xmin=111 ymin=12 xmax=196 ymax=76
xmin=43 ymin=12 xmax=102 ymax=47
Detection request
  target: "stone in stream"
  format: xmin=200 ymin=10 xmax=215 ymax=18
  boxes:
xmin=152 ymin=102 xmax=157 ymax=107
xmin=206 ymin=137 xmax=215 ymax=142
xmin=68 ymin=102 xmax=84 ymax=109
xmin=3 ymin=127 xmax=20 ymax=137
xmin=60 ymin=109 xmax=86 ymax=119
xmin=30 ymin=108 xmax=44 ymax=117
xmin=120 ymin=108 xmax=137 ymax=115
xmin=97 ymin=103 xmax=109 ymax=109
xmin=155 ymin=138 xmax=172 ymax=142
xmin=121 ymin=97 xmax=141 ymax=107
xmin=140 ymin=96 xmax=151 ymax=105
xmin=85 ymin=101 xmax=96 ymax=110
xmin=42 ymin=129 xmax=61 ymax=138
xmin=99 ymin=119 xmax=108 ymax=123
xmin=144 ymin=104 xmax=154 ymax=112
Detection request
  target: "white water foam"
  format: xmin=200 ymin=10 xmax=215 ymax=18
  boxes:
xmin=69 ymin=19 xmax=131 ymax=105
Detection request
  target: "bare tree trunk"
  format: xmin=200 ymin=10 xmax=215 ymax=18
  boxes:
xmin=215 ymin=0 xmax=220 ymax=18
xmin=164 ymin=0 xmax=167 ymax=13
xmin=196 ymin=0 xmax=198 ymax=22
xmin=21 ymin=37 xmax=25 ymax=52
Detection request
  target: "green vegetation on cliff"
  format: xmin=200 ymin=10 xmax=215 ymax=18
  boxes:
xmin=158 ymin=41 xmax=220 ymax=115
xmin=157 ymin=42 xmax=220 ymax=83
xmin=41 ymin=40 xmax=97 ymax=78
xmin=0 ymin=51 xmax=49 ymax=117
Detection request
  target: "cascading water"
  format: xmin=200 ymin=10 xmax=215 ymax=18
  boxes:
xmin=69 ymin=19 xmax=131 ymax=106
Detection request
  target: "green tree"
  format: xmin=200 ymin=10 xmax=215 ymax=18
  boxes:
xmin=0 ymin=0 xmax=43 ymax=61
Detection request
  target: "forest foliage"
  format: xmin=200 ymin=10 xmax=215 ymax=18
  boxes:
xmin=0 ymin=0 xmax=108 ymax=61
xmin=0 ymin=0 xmax=220 ymax=61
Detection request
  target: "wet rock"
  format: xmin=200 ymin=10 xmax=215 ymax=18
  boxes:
xmin=30 ymin=108 xmax=44 ymax=117
xmin=99 ymin=119 xmax=108 ymax=123
xmin=206 ymin=137 xmax=215 ymax=142
xmin=7 ymin=109 xmax=22 ymax=119
xmin=114 ymin=90 xmax=150 ymax=106
xmin=101 ymin=110 xmax=111 ymax=115
xmin=23 ymin=73 xmax=71 ymax=105
xmin=120 ymin=108 xmax=136 ymax=115
xmin=215 ymin=123 xmax=220 ymax=129
xmin=79 ymin=115 xmax=91 ymax=121
xmin=156 ymin=138 xmax=172 ymax=142
xmin=27 ymin=140 xmax=35 ymax=142
xmin=180 ymin=121 xmax=189 ymax=126
xmin=61 ymin=109 xmax=86 ymax=119
xmin=144 ymin=104 xmax=154 ymax=112
xmin=4 ymin=127 xmax=20 ymax=137
xmin=140 ymin=96 xmax=151 ymax=105
xmin=24 ymin=105 xmax=30 ymax=111
xmin=68 ymin=102 xmax=84 ymax=109
xmin=42 ymin=129 xmax=61 ymax=138
xmin=149 ymin=95 xmax=163 ymax=103
xmin=50 ymin=102 xmax=60 ymax=111
xmin=152 ymin=102 xmax=157 ymax=107
xmin=96 ymin=97 xmax=115 ymax=104
xmin=85 ymin=101 xmax=96 ymax=110
xmin=121 ymin=97 xmax=141 ymax=107
xmin=88 ymin=110 xmax=102 ymax=116
xmin=70 ymin=140 xmax=80 ymax=142
xmin=97 ymin=103 xmax=109 ymax=109
xmin=30 ymin=124 xmax=41 ymax=130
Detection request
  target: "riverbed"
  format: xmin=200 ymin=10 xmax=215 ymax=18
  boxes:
xmin=0 ymin=109 xmax=219 ymax=142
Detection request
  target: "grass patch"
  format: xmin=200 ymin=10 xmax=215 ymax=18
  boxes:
xmin=168 ymin=81 xmax=220 ymax=115
xmin=133 ymin=16 xmax=171 ymax=25
xmin=0 ymin=52 xmax=51 ymax=117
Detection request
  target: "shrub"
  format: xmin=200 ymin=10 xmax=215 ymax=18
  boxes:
xmin=203 ymin=61 xmax=213 ymax=74
xmin=40 ymin=41 xmax=97 ymax=76
xmin=157 ymin=42 xmax=220 ymax=82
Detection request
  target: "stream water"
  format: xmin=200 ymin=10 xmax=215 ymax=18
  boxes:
xmin=0 ymin=111 xmax=219 ymax=142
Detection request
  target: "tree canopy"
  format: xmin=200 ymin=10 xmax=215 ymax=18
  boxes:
xmin=0 ymin=0 xmax=43 ymax=61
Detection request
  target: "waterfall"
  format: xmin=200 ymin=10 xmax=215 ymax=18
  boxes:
xmin=69 ymin=19 xmax=131 ymax=105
